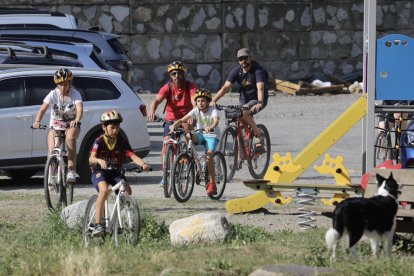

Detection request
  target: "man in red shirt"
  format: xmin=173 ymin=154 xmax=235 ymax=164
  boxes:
xmin=147 ymin=61 xmax=197 ymax=185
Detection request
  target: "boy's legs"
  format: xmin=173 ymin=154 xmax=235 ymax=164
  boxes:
xmin=92 ymin=171 xmax=110 ymax=235
xmin=204 ymin=135 xmax=219 ymax=195
xmin=65 ymin=126 xmax=80 ymax=182
xmin=65 ymin=126 xmax=80 ymax=171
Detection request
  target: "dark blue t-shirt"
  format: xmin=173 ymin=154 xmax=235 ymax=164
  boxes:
xmin=226 ymin=61 xmax=267 ymax=104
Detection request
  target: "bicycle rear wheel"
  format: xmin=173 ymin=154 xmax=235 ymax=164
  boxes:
xmin=247 ymin=124 xmax=271 ymax=179
xmin=208 ymin=151 xmax=227 ymax=200
xmin=163 ymin=144 xmax=174 ymax=198
xmin=218 ymin=126 xmax=238 ymax=182
xmin=82 ymin=195 xmax=103 ymax=247
xmin=114 ymin=195 xmax=141 ymax=246
xmin=172 ymin=153 xmax=195 ymax=202
xmin=44 ymin=156 xmax=62 ymax=210
xmin=374 ymin=131 xmax=392 ymax=167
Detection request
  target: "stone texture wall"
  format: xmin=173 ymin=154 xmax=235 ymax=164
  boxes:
xmin=6 ymin=1 xmax=414 ymax=92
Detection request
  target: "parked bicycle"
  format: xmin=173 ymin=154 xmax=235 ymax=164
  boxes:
xmin=217 ymin=105 xmax=271 ymax=181
xmin=171 ymin=129 xmax=227 ymax=202
xmin=374 ymin=113 xmax=412 ymax=166
xmin=33 ymin=124 xmax=77 ymax=210
xmin=82 ymin=166 xmax=143 ymax=247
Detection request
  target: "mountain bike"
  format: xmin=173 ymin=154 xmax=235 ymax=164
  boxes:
xmin=171 ymin=129 xmax=227 ymax=202
xmin=162 ymin=127 xmax=187 ymax=198
xmin=33 ymin=124 xmax=77 ymax=210
xmin=82 ymin=166 xmax=143 ymax=247
xmin=217 ymin=105 xmax=271 ymax=181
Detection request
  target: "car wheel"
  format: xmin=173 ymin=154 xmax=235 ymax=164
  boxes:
xmin=78 ymin=135 xmax=97 ymax=184
xmin=5 ymin=169 xmax=39 ymax=180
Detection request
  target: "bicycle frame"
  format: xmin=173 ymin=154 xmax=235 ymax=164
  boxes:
xmin=103 ymin=179 xmax=126 ymax=234
xmin=223 ymin=113 xmax=255 ymax=161
xmin=186 ymin=131 xmax=212 ymax=176
xmin=49 ymin=129 xmax=68 ymax=185
xmin=163 ymin=129 xmax=185 ymax=157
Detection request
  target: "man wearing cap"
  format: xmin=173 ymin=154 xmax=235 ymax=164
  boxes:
xmin=211 ymin=48 xmax=268 ymax=149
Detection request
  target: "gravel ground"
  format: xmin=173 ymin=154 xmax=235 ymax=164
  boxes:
xmin=0 ymin=91 xmax=364 ymax=233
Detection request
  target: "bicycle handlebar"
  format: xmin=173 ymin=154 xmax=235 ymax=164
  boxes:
xmin=31 ymin=122 xmax=82 ymax=129
xmin=148 ymin=114 xmax=164 ymax=122
xmin=93 ymin=164 xmax=152 ymax=174
xmin=31 ymin=125 xmax=48 ymax=129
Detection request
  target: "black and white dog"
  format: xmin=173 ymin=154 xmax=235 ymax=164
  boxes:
xmin=325 ymin=173 xmax=402 ymax=259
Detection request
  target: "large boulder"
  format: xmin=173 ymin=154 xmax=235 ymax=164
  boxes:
xmin=61 ymin=200 xmax=88 ymax=229
xmin=169 ymin=212 xmax=230 ymax=245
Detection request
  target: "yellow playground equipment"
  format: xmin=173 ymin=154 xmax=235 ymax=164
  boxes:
xmin=225 ymin=95 xmax=367 ymax=215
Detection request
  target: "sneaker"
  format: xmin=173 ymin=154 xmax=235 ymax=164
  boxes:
xmin=92 ymin=224 xmax=105 ymax=236
xmin=255 ymin=132 xmax=265 ymax=148
xmin=206 ymin=182 xmax=217 ymax=196
xmin=159 ymin=178 xmax=165 ymax=187
xmin=254 ymin=145 xmax=266 ymax=155
xmin=66 ymin=170 xmax=77 ymax=183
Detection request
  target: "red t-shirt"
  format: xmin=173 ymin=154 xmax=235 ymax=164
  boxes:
xmin=158 ymin=81 xmax=196 ymax=121
xmin=90 ymin=134 xmax=134 ymax=172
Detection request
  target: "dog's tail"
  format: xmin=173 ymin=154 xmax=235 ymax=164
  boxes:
xmin=325 ymin=228 xmax=341 ymax=250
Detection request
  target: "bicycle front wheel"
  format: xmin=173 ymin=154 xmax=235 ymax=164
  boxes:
xmin=114 ymin=195 xmax=141 ymax=246
xmin=66 ymin=182 xmax=74 ymax=206
xmin=248 ymin=124 xmax=271 ymax=179
xmin=218 ymin=126 xmax=238 ymax=182
xmin=172 ymin=153 xmax=195 ymax=203
xmin=163 ymin=144 xmax=174 ymax=198
xmin=44 ymin=156 xmax=62 ymax=210
xmin=82 ymin=195 xmax=101 ymax=247
xmin=374 ymin=131 xmax=392 ymax=167
xmin=208 ymin=151 xmax=227 ymax=200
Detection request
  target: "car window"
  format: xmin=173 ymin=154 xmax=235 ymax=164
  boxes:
xmin=107 ymin=38 xmax=127 ymax=55
xmin=0 ymin=78 xmax=25 ymax=108
xmin=26 ymin=76 xmax=55 ymax=106
xmin=74 ymin=77 xmax=121 ymax=101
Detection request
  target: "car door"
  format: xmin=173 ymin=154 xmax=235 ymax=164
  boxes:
xmin=26 ymin=76 xmax=54 ymax=158
xmin=0 ymin=77 xmax=33 ymax=161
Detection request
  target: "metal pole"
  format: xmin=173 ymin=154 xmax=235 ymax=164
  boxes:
xmin=363 ymin=0 xmax=377 ymax=172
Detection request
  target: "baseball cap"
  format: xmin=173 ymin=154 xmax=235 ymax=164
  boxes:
xmin=237 ymin=48 xmax=250 ymax=58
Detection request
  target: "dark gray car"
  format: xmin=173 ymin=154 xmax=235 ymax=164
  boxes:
xmin=0 ymin=28 xmax=133 ymax=83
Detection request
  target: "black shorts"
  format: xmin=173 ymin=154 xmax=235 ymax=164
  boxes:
xmin=240 ymin=99 xmax=266 ymax=115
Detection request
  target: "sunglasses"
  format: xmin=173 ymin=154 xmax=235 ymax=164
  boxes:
xmin=170 ymin=71 xmax=183 ymax=77
xmin=238 ymin=56 xmax=249 ymax=62
xmin=105 ymin=122 xmax=120 ymax=126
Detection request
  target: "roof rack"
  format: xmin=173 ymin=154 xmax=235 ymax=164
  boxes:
xmin=0 ymin=8 xmax=65 ymax=16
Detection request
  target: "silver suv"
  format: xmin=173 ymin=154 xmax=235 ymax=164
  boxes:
xmin=0 ymin=66 xmax=150 ymax=182
xmin=0 ymin=39 xmax=105 ymax=68
xmin=0 ymin=28 xmax=133 ymax=83
xmin=0 ymin=8 xmax=77 ymax=29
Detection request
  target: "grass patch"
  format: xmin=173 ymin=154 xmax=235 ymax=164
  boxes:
xmin=1 ymin=210 xmax=414 ymax=275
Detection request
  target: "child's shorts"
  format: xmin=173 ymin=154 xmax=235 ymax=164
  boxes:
xmin=196 ymin=133 xmax=219 ymax=151
xmin=91 ymin=170 xmax=125 ymax=191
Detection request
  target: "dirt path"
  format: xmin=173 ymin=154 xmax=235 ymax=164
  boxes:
xmin=0 ymin=92 xmax=364 ymax=232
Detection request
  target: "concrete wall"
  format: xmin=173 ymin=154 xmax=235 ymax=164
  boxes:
xmin=5 ymin=1 xmax=414 ymax=93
